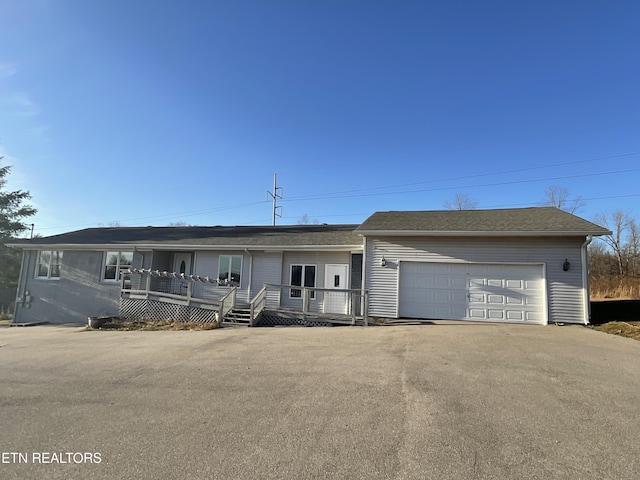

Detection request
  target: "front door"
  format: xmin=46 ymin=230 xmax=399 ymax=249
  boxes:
xmin=173 ymin=253 xmax=192 ymax=295
xmin=324 ymin=264 xmax=349 ymax=314
xmin=173 ymin=253 xmax=192 ymax=275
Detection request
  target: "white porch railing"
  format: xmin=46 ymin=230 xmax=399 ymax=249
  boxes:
xmin=121 ymin=270 xmax=238 ymax=320
xmin=252 ymin=283 xmax=369 ymax=326
xmin=249 ymin=286 xmax=268 ymax=327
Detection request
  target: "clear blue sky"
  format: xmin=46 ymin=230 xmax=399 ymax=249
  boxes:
xmin=1 ymin=1 xmax=638 ymax=237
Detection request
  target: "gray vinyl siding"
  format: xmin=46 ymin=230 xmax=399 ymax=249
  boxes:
xmin=364 ymin=236 xmax=587 ymax=324
xmin=193 ymin=251 xmax=251 ymax=302
xmin=14 ymin=250 xmax=123 ymax=324
xmin=281 ymin=251 xmax=352 ymax=313
xmin=250 ymin=252 xmax=283 ymax=300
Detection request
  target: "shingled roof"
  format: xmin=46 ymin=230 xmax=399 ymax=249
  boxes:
xmin=8 ymin=224 xmax=362 ymax=250
xmin=356 ymin=207 xmax=611 ymax=236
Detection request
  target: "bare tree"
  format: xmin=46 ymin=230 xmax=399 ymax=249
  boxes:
xmin=168 ymin=221 xmax=194 ymax=226
xmin=594 ymin=210 xmax=633 ymax=275
xmin=443 ymin=193 xmax=478 ymax=210
xmin=625 ymin=219 xmax=639 ymax=276
xmin=542 ymin=186 xmax=585 ymax=213
xmin=297 ymin=214 xmax=319 ymax=225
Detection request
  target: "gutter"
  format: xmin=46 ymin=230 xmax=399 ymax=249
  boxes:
xmin=582 ymin=235 xmax=593 ymax=325
xmin=4 ymin=243 xmax=364 ymax=252
xmin=354 ymin=230 xmax=612 ymax=237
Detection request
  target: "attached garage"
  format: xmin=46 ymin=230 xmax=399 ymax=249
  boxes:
xmin=398 ymin=262 xmax=546 ymax=324
xmin=357 ymin=207 xmax=612 ymax=325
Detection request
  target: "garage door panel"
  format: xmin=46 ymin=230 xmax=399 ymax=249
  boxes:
xmin=506 ymin=295 xmax=524 ymax=305
xmin=506 ymin=279 xmax=523 ymax=289
xmin=469 ymin=293 xmax=484 ymax=303
xmin=399 ymin=262 xmax=545 ymax=324
xmin=507 ymin=310 xmax=524 ymax=321
xmin=487 ymin=294 xmax=505 ymax=304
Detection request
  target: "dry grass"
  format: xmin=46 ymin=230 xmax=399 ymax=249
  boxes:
xmin=88 ymin=318 xmax=220 ymax=331
xmin=590 ymin=321 xmax=640 ymax=341
xmin=590 ymin=275 xmax=640 ymax=300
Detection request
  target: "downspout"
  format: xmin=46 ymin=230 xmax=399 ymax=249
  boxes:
xmin=244 ymin=248 xmax=253 ymax=303
xmin=581 ymin=235 xmax=593 ymax=325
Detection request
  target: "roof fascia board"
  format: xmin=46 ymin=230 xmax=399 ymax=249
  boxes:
xmin=357 ymin=230 xmax=612 ymax=237
xmin=6 ymin=243 xmax=364 ymax=252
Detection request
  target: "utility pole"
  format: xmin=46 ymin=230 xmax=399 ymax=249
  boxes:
xmin=267 ymin=173 xmax=283 ymax=226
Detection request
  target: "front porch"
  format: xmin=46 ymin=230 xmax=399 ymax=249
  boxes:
xmin=120 ymin=270 xmax=369 ymax=326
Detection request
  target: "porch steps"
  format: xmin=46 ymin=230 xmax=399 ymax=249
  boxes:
xmin=223 ymin=308 xmax=252 ymax=324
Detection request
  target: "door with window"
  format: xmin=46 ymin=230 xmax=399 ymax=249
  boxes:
xmin=173 ymin=253 xmax=192 ymax=295
xmin=324 ymin=264 xmax=349 ymax=314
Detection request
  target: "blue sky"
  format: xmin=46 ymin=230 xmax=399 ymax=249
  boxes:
xmin=1 ymin=1 xmax=638 ymax=237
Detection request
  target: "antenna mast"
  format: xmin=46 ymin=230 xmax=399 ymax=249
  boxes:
xmin=267 ymin=173 xmax=283 ymax=226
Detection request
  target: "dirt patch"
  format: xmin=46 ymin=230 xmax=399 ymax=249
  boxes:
xmin=590 ymin=321 xmax=640 ymax=341
xmin=87 ymin=318 xmax=220 ymax=331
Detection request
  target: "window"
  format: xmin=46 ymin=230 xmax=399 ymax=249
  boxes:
xmin=36 ymin=251 xmax=63 ymax=279
xmin=290 ymin=265 xmax=316 ymax=298
xmin=103 ymin=251 xmax=133 ymax=281
xmin=218 ymin=255 xmax=242 ymax=286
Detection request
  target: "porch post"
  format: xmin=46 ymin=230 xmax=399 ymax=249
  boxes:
xmin=364 ymin=291 xmax=369 ymax=326
xmin=302 ymin=288 xmax=309 ymax=322
xmin=351 ymin=291 xmax=356 ymax=326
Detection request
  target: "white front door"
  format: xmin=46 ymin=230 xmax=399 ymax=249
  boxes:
xmin=173 ymin=253 xmax=192 ymax=275
xmin=324 ymin=264 xmax=349 ymax=314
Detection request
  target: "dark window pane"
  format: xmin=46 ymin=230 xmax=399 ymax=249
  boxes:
xmin=291 ymin=265 xmax=302 ymax=286
xmin=104 ymin=265 xmax=117 ymax=280
xmin=218 ymin=256 xmax=230 ymax=282
xmin=230 ymin=256 xmax=242 ymax=283
xmin=106 ymin=252 xmax=119 ymax=266
xmin=120 ymin=252 xmax=133 ymax=266
xmin=38 ymin=264 xmax=49 ymax=277
xmin=304 ymin=266 xmax=316 ymax=288
xmin=51 ymin=264 xmax=60 ymax=278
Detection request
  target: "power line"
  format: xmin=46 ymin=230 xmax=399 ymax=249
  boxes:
xmin=281 ymin=151 xmax=640 ymax=201
xmin=281 ymin=167 xmax=640 ymax=202
xmin=32 ymin=150 xmax=640 ymax=232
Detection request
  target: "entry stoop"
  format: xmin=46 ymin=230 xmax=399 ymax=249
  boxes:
xmin=223 ymin=307 xmax=252 ymax=324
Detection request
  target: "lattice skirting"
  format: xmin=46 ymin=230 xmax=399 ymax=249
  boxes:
xmin=256 ymin=311 xmax=331 ymax=327
xmin=120 ymin=298 xmax=219 ymax=323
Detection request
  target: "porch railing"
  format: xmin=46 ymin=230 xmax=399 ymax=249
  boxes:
xmin=255 ymin=283 xmax=369 ymax=326
xmin=121 ymin=270 xmax=238 ymax=320
xmin=249 ymin=286 xmax=268 ymax=327
xmin=219 ymin=287 xmax=237 ymax=320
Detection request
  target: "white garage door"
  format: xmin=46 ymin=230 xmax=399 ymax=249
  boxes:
xmin=399 ymin=262 xmax=546 ymax=324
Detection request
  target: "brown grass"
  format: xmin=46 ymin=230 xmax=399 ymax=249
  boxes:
xmin=88 ymin=318 xmax=220 ymax=331
xmin=590 ymin=275 xmax=640 ymax=300
xmin=590 ymin=321 xmax=640 ymax=341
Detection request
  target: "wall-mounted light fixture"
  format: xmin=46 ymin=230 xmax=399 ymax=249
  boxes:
xmin=381 ymin=256 xmax=386 ymax=267
xmin=563 ymin=259 xmax=571 ymax=271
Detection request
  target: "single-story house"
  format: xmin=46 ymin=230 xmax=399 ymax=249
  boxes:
xmin=6 ymin=207 xmax=610 ymax=326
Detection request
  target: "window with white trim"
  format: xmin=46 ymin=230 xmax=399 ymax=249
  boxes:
xmin=36 ymin=251 xmax=63 ymax=279
xmin=290 ymin=264 xmax=316 ymax=298
xmin=218 ymin=255 xmax=242 ymax=286
xmin=103 ymin=251 xmax=133 ymax=281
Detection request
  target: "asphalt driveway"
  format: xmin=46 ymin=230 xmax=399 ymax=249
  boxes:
xmin=1 ymin=322 xmax=639 ymax=480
